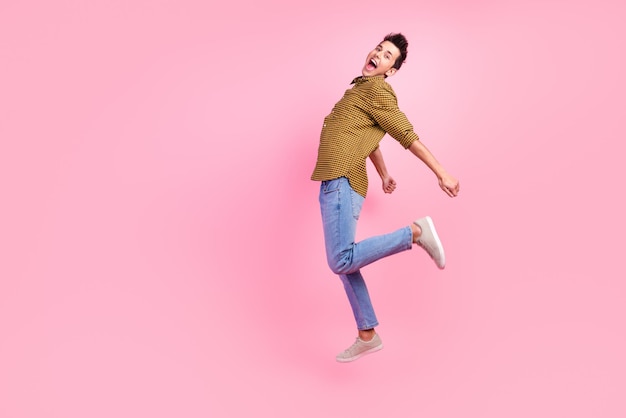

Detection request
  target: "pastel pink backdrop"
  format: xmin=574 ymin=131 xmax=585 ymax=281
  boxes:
xmin=1 ymin=0 xmax=625 ymax=417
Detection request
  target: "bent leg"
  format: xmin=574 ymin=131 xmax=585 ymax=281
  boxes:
xmin=319 ymin=177 xmax=412 ymax=276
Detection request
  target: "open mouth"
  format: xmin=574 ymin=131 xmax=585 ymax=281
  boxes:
xmin=365 ymin=58 xmax=378 ymax=72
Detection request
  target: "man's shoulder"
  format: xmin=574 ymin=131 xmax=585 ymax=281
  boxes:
xmin=367 ymin=78 xmax=397 ymax=98
xmin=368 ymin=80 xmax=398 ymax=107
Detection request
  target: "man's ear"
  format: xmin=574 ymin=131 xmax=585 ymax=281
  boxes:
xmin=385 ymin=67 xmax=397 ymax=77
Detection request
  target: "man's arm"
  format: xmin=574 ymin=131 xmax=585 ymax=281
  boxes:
xmin=408 ymin=140 xmax=460 ymax=197
xmin=369 ymin=147 xmax=397 ymax=194
xmin=368 ymin=85 xmax=459 ymax=197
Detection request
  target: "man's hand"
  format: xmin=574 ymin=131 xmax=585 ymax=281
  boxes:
xmin=438 ymin=173 xmax=460 ymax=197
xmin=369 ymin=147 xmax=397 ymax=194
xmin=382 ymin=176 xmax=397 ymax=194
xmin=407 ymin=140 xmax=460 ymax=198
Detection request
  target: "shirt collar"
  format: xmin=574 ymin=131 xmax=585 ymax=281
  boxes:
xmin=350 ymin=75 xmax=386 ymax=85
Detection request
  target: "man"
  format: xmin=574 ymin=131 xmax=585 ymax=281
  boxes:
xmin=311 ymin=33 xmax=460 ymax=362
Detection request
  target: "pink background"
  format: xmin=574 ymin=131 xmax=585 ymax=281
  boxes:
xmin=1 ymin=0 xmax=625 ymax=416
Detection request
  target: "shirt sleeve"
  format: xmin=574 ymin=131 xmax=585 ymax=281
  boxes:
xmin=369 ymin=83 xmax=419 ymax=149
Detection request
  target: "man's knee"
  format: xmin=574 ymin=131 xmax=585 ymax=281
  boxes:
xmin=327 ymin=252 xmax=354 ymax=275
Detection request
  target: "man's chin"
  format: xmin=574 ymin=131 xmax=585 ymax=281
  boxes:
xmin=362 ymin=68 xmax=377 ymax=77
xmin=362 ymin=64 xmax=378 ymax=77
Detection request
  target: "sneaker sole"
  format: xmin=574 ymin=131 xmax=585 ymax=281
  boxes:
xmin=418 ymin=216 xmax=446 ymax=269
xmin=336 ymin=343 xmax=384 ymax=363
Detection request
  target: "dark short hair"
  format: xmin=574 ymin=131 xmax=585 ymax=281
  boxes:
xmin=383 ymin=33 xmax=408 ymax=70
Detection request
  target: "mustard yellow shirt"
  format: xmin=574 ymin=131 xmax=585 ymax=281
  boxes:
xmin=311 ymin=75 xmax=419 ymax=197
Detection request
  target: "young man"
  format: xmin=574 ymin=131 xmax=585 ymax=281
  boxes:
xmin=311 ymin=33 xmax=460 ymax=363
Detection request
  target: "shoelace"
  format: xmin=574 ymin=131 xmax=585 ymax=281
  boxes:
xmin=343 ymin=339 xmax=362 ymax=355
xmin=343 ymin=338 xmax=377 ymax=356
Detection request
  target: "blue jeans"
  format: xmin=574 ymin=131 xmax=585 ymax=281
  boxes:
xmin=319 ymin=177 xmax=413 ymax=330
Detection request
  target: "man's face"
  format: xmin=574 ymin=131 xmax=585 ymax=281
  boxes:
xmin=362 ymin=40 xmax=401 ymax=77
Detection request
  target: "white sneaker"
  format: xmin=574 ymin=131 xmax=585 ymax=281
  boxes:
xmin=336 ymin=334 xmax=383 ymax=363
xmin=414 ymin=216 xmax=446 ymax=269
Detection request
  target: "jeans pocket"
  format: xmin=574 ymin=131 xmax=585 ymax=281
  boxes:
xmin=350 ymin=188 xmax=364 ymax=220
xmin=322 ymin=178 xmax=341 ymax=194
